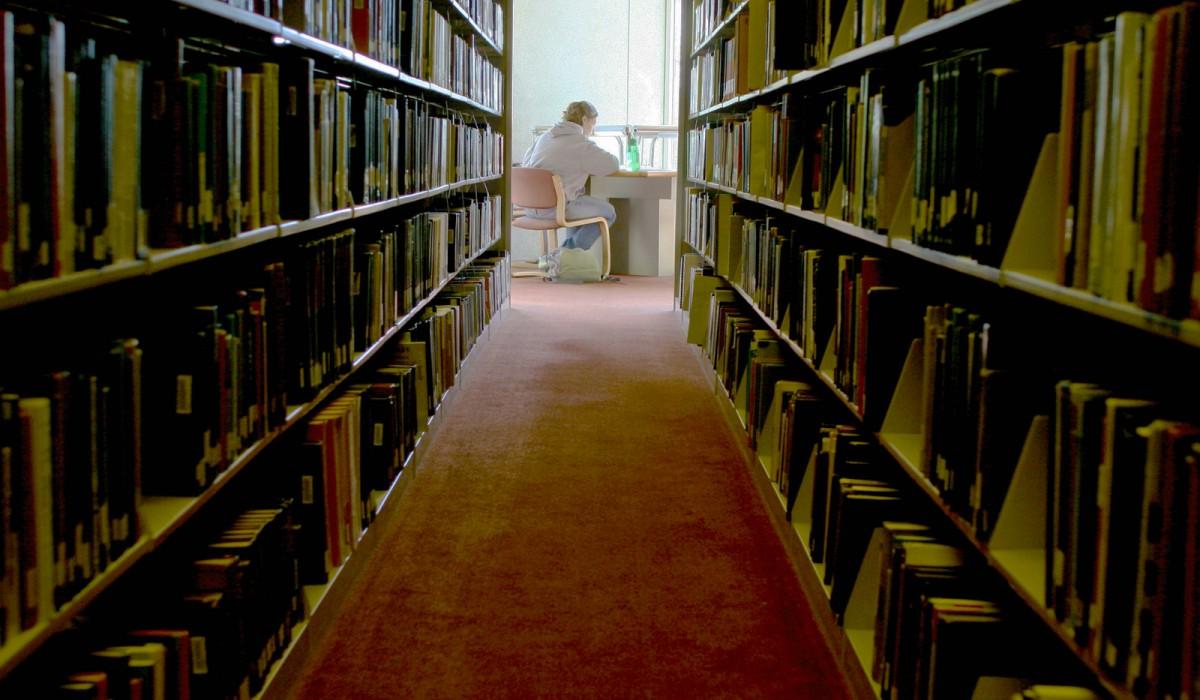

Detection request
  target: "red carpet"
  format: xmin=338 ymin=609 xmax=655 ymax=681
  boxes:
xmin=288 ymin=275 xmax=851 ymax=699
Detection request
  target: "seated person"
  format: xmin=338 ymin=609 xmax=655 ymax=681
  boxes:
xmin=520 ymin=100 xmax=619 ymax=259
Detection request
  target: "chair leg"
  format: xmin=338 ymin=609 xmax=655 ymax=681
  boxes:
xmin=599 ymin=220 xmax=611 ymax=279
xmin=512 ymin=226 xmax=557 ymax=278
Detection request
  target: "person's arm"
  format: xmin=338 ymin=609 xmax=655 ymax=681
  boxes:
xmin=581 ymin=141 xmax=619 ymax=176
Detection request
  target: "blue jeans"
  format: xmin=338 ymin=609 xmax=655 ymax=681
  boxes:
xmin=526 ymin=195 xmax=616 ymax=251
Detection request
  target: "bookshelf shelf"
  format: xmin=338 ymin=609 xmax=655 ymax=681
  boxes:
xmin=823 ymin=216 xmax=890 ymax=249
xmin=279 ymin=208 xmax=356 ymax=238
xmin=171 ymin=0 xmax=283 ymax=35
xmin=844 ymin=629 xmax=883 ymax=699
xmin=787 ymin=205 xmax=825 ymax=224
xmin=826 ymin=36 xmax=897 ymax=72
xmin=353 ymin=53 xmax=402 ymax=79
xmin=889 ymin=238 xmax=1002 ymax=284
xmin=421 ymin=79 xmax=500 ymax=115
xmin=691 ymin=0 xmax=751 ymax=58
xmin=789 ymin=68 xmax=821 ymax=85
xmin=0 ymin=260 xmax=146 ymax=312
xmin=897 ymin=0 xmax=1021 ymax=45
xmin=757 ymin=196 xmax=785 ymax=211
xmin=1001 ymin=270 xmax=1200 ymax=349
xmin=279 ymin=26 xmax=355 ymax=62
xmin=762 ymin=75 xmax=792 ymax=98
xmin=147 ymin=225 xmax=281 ymax=274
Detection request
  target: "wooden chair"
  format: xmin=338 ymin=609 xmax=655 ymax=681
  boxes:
xmin=510 ymin=167 xmax=611 ymax=279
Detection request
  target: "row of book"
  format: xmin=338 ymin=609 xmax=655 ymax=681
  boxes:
xmin=684 ymin=205 xmax=1025 ymax=536
xmin=294 ymin=248 xmax=514 ymax=587
xmin=690 ymin=12 xmax=753 ymax=114
xmin=688 ymin=47 xmax=1047 ymax=266
xmin=273 ymin=0 xmax=505 ymax=74
xmin=909 ymin=51 xmax=1052 ymax=268
xmin=40 ymin=251 xmax=508 ymax=698
xmin=1050 ymin=385 xmax=1200 ymax=699
xmin=0 ymin=12 xmax=504 ymax=290
xmin=695 ymin=287 xmax=1110 ymax=700
xmin=1057 ymin=6 xmax=1200 ymax=321
xmin=282 ymin=0 xmax=508 ymax=111
xmin=406 ymin=0 xmax=504 ymax=112
xmin=692 ymin=0 xmax=737 ymax=48
xmin=297 ymin=254 xmax=508 ymax=586
xmin=686 ymin=232 xmax=1200 ymax=698
xmin=689 ymin=0 xmax=787 ymax=114
xmin=686 ymin=116 xmax=752 ymax=193
xmin=683 ymin=200 xmax=837 ymax=373
xmin=699 ymin=289 xmax=1006 ymax=698
xmin=696 ymin=3 xmax=1200 ymax=323
xmin=0 ymin=238 xmax=505 ymax=653
xmin=454 ymin=0 xmax=505 ymax=51
xmin=356 ymin=192 xmax=503 ymax=352
xmin=47 ymin=500 xmax=305 ymax=699
xmin=145 ymin=198 xmax=500 ymax=494
xmin=771 ymin=0 xmax=984 ymax=71
xmin=0 ymin=344 xmax=143 ymax=645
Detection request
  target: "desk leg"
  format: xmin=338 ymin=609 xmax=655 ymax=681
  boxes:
xmin=607 ymin=197 xmax=667 ymax=277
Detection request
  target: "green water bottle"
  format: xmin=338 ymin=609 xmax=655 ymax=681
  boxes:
xmin=626 ymin=129 xmax=640 ymax=172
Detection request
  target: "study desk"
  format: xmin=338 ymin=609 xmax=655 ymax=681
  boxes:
xmin=587 ymin=170 xmax=676 ymax=277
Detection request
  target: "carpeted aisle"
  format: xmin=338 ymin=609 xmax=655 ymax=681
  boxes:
xmin=288 ymin=275 xmax=851 ymax=699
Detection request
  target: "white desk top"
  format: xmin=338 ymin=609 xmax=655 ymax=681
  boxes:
xmin=604 ymin=169 xmax=677 ymax=178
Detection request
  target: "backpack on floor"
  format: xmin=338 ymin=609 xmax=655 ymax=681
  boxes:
xmin=541 ymin=248 xmax=602 ymax=282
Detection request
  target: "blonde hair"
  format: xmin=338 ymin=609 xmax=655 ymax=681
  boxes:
xmin=562 ymin=100 xmax=598 ymax=125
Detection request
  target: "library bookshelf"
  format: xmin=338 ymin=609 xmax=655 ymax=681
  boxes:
xmin=0 ymin=0 xmax=512 ymax=697
xmin=677 ymin=1 xmax=1200 ymax=699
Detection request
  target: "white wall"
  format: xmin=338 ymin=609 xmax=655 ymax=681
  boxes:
xmin=511 ymin=0 xmax=672 ymax=265
xmin=512 ymin=0 xmax=668 ymax=162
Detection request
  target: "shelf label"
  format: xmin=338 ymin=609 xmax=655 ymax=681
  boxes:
xmin=191 ymin=636 xmax=209 ymax=675
xmin=176 ymin=375 xmax=193 ymax=415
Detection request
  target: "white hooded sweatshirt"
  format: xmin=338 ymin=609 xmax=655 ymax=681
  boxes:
xmin=521 ymin=121 xmax=619 ymax=202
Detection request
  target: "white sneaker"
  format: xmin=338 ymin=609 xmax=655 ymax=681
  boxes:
xmin=537 ymin=249 xmax=562 ymax=279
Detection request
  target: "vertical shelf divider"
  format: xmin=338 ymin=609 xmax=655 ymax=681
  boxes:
xmin=1000 ymin=132 xmax=1060 ymax=280
xmin=989 ymin=415 xmax=1051 ymax=608
xmin=893 ymin=0 xmax=928 ymax=37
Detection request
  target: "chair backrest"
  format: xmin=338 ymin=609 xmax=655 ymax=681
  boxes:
xmin=511 ymin=167 xmax=563 ymax=210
